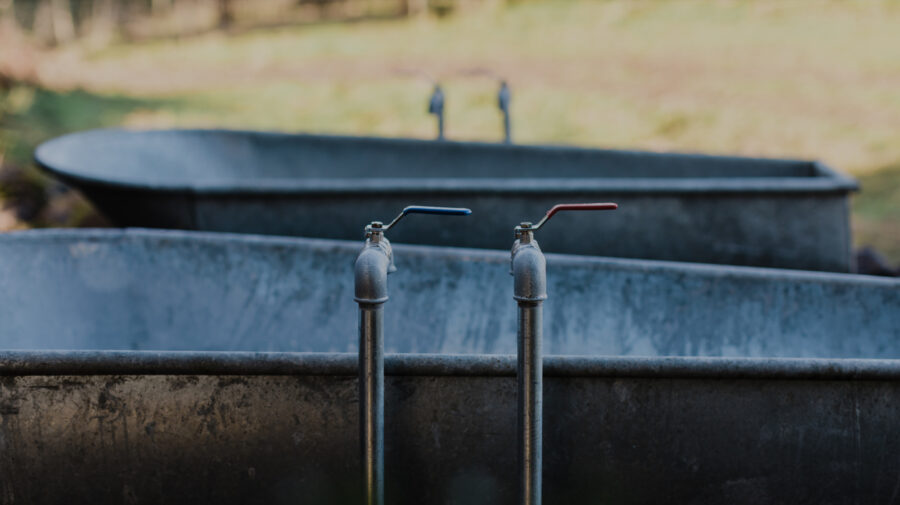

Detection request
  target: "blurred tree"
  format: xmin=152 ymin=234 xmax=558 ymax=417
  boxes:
xmin=3 ymin=0 xmax=417 ymax=42
xmin=88 ymin=0 xmax=115 ymax=45
xmin=151 ymin=0 xmax=171 ymax=17
xmin=32 ymin=0 xmax=76 ymax=45
xmin=0 ymin=2 xmax=36 ymax=87
xmin=217 ymin=0 xmax=233 ymax=29
xmin=52 ymin=0 xmax=75 ymax=42
xmin=401 ymin=0 xmax=428 ymax=18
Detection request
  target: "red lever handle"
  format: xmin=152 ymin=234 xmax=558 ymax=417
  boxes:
xmin=530 ymin=202 xmax=618 ymax=230
xmin=545 ymin=203 xmax=618 ymax=220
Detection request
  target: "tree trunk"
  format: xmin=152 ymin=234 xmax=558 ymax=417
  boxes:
xmin=404 ymin=0 xmax=428 ymax=17
xmin=151 ymin=0 xmax=172 ymax=17
xmin=217 ymin=0 xmax=234 ymax=29
xmin=0 ymin=1 xmax=36 ymax=87
xmin=88 ymin=0 xmax=116 ymax=46
xmin=0 ymin=0 xmax=14 ymax=21
xmin=33 ymin=0 xmax=55 ymax=45
xmin=51 ymin=0 xmax=76 ymax=43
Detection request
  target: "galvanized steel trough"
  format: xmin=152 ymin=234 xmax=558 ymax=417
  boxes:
xmin=1 ymin=229 xmax=897 ymax=504
xmin=34 ymin=129 xmax=858 ymax=271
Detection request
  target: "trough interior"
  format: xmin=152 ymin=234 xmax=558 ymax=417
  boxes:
xmin=0 ymin=229 xmax=895 ymax=359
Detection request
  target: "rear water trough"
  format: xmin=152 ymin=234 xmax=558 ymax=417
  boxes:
xmin=35 ymin=129 xmax=858 ymax=271
xmin=1 ymin=229 xmax=897 ymax=505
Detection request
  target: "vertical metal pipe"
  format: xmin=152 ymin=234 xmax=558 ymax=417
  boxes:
xmin=499 ymin=81 xmax=512 ymax=144
xmin=354 ymin=207 xmax=468 ymax=505
xmin=355 ymin=239 xmax=389 ymax=505
xmin=503 ymin=111 xmax=512 ymax=144
xmin=512 ymin=232 xmax=546 ymax=505
xmin=518 ymin=300 xmax=542 ymax=505
xmin=509 ymin=203 xmax=612 ymax=505
xmin=353 ymin=207 xmax=468 ymax=505
xmin=359 ymin=304 xmax=384 ymax=505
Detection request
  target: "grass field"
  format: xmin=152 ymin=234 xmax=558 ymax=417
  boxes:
xmin=2 ymin=0 xmax=899 ymax=261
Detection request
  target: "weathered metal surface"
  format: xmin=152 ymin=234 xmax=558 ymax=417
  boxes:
xmin=1 ymin=229 xmax=896 ymax=357
xmin=0 ymin=229 xmax=898 ymax=503
xmin=2 ymin=354 xmax=900 ymax=505
xmin=34 ymin=128 xmax=857 ymax=271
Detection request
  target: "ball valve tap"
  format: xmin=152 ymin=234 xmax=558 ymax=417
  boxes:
xmin=355 ymin=205 xmax=472 ymax=505
xmin=510 ymin=202 xmax=618 ymax=505
xmin=428 ymin=84 xmax=446 ymax=140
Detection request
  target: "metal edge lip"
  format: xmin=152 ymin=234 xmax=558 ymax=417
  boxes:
xmin=35 ymin=126 xmax=820 ymax=164
xmin=39 ymin=166 xmax=859 ymax=196
xmin=189 ymin=177 xmax=857 ymax=195
xmin=2 ymin=351 xmax=900 ymax=380
xmin=34 ymin=128 xmax=858 ymax=194
xmin=3 ymin=228 xmax=898 ymax=287
xmin=0 ymin=227 xmax=368 ymax=254
xmin=814 ymin=161 xmax=860 ymax=191
xmin=539 ymin=249 xmax=900 ymax=287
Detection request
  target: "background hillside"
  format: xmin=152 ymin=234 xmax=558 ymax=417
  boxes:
xmin=1 ymin=0 xmax=898 ymax=261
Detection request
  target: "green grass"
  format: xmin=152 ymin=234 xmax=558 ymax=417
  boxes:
xmin=854 ymin=162 xmax=900 ymax=261
xmin=0 ymin=87 xmax=178 ymax=226
xmin=1 ymin=86 xmax=177 ymax=163
xmin=2 ymin=0 xmax=899 ymax=261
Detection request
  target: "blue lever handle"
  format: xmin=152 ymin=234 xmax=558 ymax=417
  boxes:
xmin=382 ymin=205 xmax=472 ymax=230
xmin=401 ymin=206 xmax=472 ymax=217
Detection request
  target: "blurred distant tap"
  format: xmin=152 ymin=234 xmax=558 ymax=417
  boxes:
xmin=498 ymin=80 xmax=511 ymax=144
xmin=428 ymin=84 xmax=445 ymax=140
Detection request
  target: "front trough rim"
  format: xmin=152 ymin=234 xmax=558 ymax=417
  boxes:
xmin=5 ymin=227 xmax=895 ymax=286
xmin=2 ymin=351 xmax=900 ymax=381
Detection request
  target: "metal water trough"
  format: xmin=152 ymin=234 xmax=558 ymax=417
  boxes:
xmin=34 ymin=129 xmax=858 ymax=272
xmin=1 ymin=229 xmax=897 ymax=505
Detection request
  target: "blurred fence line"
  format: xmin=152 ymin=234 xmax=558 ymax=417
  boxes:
xmin=0 ymin=0 xmax=472 ymax=46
